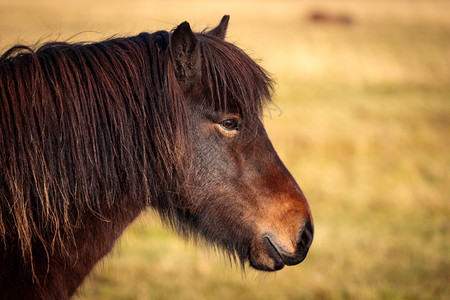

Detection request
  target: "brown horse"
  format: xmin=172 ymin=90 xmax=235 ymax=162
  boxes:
xmin=0 ymin=16 xmax=313 ymax=299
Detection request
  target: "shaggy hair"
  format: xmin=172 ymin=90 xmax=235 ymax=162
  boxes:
xmin=0 ymin=28 xmax=272 ymax=276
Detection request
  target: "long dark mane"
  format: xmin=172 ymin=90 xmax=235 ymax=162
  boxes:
xmin=0 ymin=28 xmax=272 ymax=277
xmin=0 ymin=32 xmax=185 ymax=275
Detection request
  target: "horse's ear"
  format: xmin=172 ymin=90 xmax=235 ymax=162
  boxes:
xmin=170 ymin=21 xmax=201 ymax=91
xmin=208 ymin=15 xmax=230 ymax=40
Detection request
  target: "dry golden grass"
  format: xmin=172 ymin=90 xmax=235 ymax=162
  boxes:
xmin=1 ymin=0 xmax=449 ymax=299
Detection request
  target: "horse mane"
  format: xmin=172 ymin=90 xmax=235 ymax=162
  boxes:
xmin=0 ymin=28 xmax=273 ymax=273
xmin=197 ymin=33 xmax=273 ymax=122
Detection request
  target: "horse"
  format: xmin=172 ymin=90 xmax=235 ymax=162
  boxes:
xmin=0 ymin=16 xmax=313 ymax=299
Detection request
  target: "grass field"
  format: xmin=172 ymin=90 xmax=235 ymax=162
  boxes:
xmin=1 ymin=0 xmax=449 ymax=299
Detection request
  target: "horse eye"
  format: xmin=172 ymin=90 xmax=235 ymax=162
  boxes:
xmin=219 ymin=118 xmax=239 ymax=131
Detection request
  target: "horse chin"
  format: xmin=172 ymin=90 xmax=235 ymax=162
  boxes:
xmin=248 ymin=253 xmax=285 ymax=272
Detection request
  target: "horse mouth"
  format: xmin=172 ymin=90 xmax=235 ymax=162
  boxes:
xmin=248 ymin=231 xmax=312 ymax=271
xmin=248 ymin=236 xmax=285 ymax=271
xmin=262 ymin=236 xmax=286 ymax=270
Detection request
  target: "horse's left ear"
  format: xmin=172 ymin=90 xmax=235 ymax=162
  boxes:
xmin=170 ymin=21 xmax=201 ymax=91
xmin=208 ymin=15 xmax=230 ymax=40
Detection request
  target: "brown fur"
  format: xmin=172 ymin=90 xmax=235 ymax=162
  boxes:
xmin=0 ymin=16 xmax=313 ymax=299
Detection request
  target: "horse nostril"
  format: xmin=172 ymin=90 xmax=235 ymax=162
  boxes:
xmin=297 ymin=220 xmax=314 ymax=252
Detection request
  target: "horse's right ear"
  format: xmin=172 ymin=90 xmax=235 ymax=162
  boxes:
xmin=170 ymin=21 xmax=201 ymax=91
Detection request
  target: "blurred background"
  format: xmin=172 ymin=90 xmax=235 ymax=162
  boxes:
xmin=1 ymin=0 xmax=449 ymax=299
